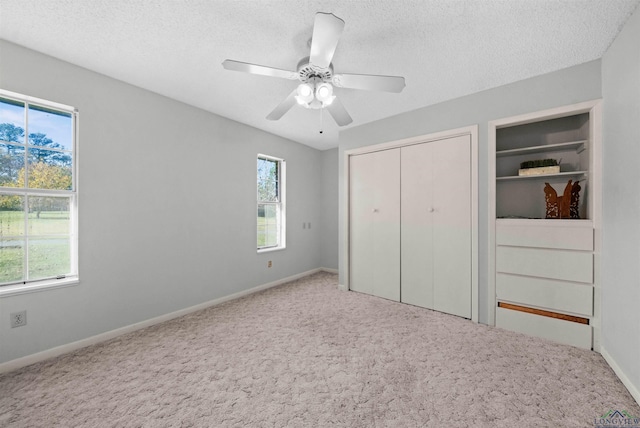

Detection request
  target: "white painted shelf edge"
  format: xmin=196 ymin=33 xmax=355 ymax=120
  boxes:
xmin=496 ymin=140 xmax=587 ymax=157
xmin=496 ymin=171 xmax=587 ymax=181
xmin=496 ymin=218 xmax=593 ymax=227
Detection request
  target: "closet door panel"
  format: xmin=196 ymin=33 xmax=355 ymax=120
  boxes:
xmin=349 ymin=149 xmax=401 ymax=301
xmin=400 ymin=143 xmax=434 ymax=308
xmin=432 ymin=135 xmax=472 ymax=318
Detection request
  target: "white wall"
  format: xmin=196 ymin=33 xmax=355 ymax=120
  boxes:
xmin=338 ymin=60 xmax=603 ymax=325
xmin=320 ymin=148 xmax=338 ymax=270
xmin=601 ymin=5 xmax=640 ymax=403
xmin=0 ymin=40 xmax=335 ymax=364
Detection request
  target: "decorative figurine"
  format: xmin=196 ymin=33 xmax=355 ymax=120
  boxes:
xmin=544 ymin=180 xmax=581 ymax=219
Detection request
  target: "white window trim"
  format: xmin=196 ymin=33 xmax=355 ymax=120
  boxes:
xmin=257 ymin=154 xmax=286 ymax=253
xmin=0 ymin=277 xmax=79 ymax=297
xmin=0 ymin=88 xmax=79 ymax=293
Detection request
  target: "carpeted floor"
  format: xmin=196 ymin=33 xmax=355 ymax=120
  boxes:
xmin=0 ymin=271 xmax=638 ymax=427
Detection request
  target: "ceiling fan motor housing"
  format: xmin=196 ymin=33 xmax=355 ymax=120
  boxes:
xmin=297 ymin=57 xmax=333 ymax=83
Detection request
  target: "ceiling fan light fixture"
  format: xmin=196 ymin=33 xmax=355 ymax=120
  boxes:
xmin=308 ymin=99 xmax=323 ymax=109
xmin=321 ymin=95 xmax=336 ymax=106
xmin=315 ymin=82 xmax=333 ymax=103
xmin=296 ymin=83 xmax=314 ymax=105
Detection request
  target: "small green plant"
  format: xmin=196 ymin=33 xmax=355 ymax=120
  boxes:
xmin=520 ymin=159 xmax=559 ymax=169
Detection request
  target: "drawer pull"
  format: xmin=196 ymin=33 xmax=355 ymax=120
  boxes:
xmin=498 ymin=302 xmax=589 ymax=325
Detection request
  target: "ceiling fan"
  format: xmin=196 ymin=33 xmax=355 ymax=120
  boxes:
xmin=222 ymin=12 xmax=406 ymax=127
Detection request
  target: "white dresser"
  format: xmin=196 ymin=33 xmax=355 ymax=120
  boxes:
xmin=495 ymin=219 xmax=593 ymax=349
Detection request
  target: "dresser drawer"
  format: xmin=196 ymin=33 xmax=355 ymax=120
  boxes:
xmin=496 ymin=246 xmax=593 ymax=283
xmin=496 ymin=273 xmax=593 ymax=316
xmin=496 ymin=306 xmax=592 ymax=349
xmin=496 ymin=222 xmax=593 ymax=251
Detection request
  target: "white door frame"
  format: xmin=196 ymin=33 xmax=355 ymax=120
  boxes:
xmin=343 ymin=125 xmax=479 ymax=323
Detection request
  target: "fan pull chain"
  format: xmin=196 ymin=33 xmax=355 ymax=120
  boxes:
xmin=319 ymin=106 xmax=324 ymax=134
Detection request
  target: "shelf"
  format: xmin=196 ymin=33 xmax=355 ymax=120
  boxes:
xmin=496 ymin=171 xmax=587 ymax=181
xmin=496 ymin=218 xmax=593 ymax=226
xmin=496 ymin=140 xmax=587 ymax=157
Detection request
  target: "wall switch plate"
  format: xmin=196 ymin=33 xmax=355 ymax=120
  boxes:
xmin=10 ymin=310 xmax=27 ymax=328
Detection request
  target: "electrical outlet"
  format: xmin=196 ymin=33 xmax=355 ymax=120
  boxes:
xmin=10 ymin=310 xmax=27 ymax=328
xmin=268 ymin=260 xmax=272 ymax=268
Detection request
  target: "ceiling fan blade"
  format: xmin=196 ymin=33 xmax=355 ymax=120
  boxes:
xmin=309 ymin=13 xmax=345 ymax=69
xmin=326 ymin=97 xmax=353 ymax=126
xmin=266 ymin=89 xmax=298 ymax=121
xmin=332 ymin=73 xmax=406 ymax=93
xmin=222 ymin=60 xmax=298 ymax=80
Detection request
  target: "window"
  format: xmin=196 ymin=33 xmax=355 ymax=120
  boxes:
xmin=0 ymin=89 xmax=78 ymax=291
xmin=257 ymin=154 xmax=285 ymax=251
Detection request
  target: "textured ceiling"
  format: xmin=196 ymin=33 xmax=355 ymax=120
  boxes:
xmin=0 ymin=0 xmax=638 ymax=150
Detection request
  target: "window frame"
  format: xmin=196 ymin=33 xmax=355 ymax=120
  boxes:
xmin=257 ymin=154 xmax=286 ymax=253
xmin=0 ymin=88 xmax=79 ymax=296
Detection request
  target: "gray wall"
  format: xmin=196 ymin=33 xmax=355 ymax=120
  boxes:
xmin=0 ymin=40 xmax=335 ymax=364
xmin=602 ymin=5 xmax=640 ymax=400
xmin=338 ymin=60 xmax=603 ymax=325
xmin=320 ymin=148 xmax=339 ymax=270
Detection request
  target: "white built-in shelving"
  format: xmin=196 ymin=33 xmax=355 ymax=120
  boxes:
xmin=489 ymin=100 xmax=602 ymax=351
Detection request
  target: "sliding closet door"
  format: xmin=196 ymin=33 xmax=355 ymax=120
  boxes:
xmin=349 ymin=149 xmax=400 ymax=301
xmin=432 ymin=135 xmax=471 ymax=318
xmin=401 ymin=135 xmax=471 ymax=318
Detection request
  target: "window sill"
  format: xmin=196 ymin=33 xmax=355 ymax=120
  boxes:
xmin=0 ymin=277 xmax=80 ymax=298
xmin=257 ymin=246 xmax=286 ymax=254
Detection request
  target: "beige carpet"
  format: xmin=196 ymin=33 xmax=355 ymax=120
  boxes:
xmin=0 ymin=272 xmax=638 ymax=427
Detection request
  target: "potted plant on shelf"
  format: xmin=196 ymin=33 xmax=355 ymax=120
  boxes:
xmin=518 ymin=159 xmax=560 ymax=176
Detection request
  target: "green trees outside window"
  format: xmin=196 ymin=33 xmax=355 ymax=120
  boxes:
xmin=257 ymin=156 xmax=284 ymax=250
xmin=0 ymin=94 xmax=76 ymax=286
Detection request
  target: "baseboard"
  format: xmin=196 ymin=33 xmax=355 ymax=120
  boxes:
xmin=321 ymin=267 xmax=338 ymax=274
xmin=338 ymin=283 xmax=348 ymax=291
xmin=600 ymin=346 xmax=640 ymax=407
xmin=0 ymin=268 xmax=323 ymax=375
